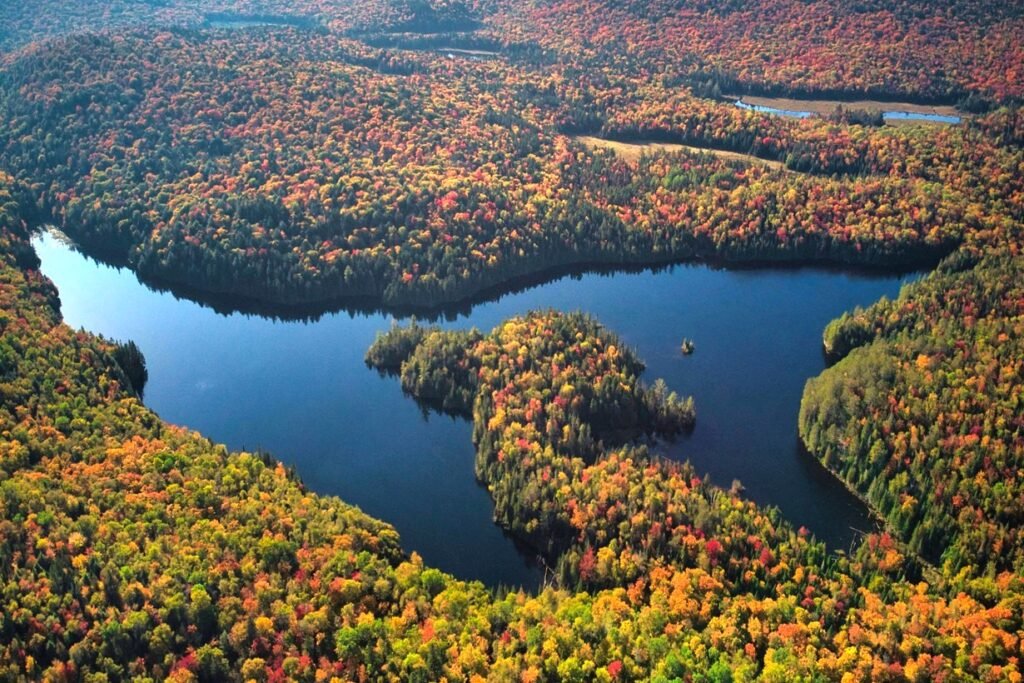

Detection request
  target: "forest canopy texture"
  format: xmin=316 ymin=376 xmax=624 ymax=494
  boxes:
xmin=1 ymin=0 xmax=1024 ymax=680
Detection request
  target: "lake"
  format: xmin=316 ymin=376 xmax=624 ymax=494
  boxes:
xmin=203 ymin=13 xmax=316 ymax=30
xmin=736 ymin=99 xmax=962 ymax=124
xmin=33 ymin=231 xmax=916 ymax=589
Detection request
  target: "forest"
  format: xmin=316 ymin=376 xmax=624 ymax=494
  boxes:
xmin=0 ymin=23 xmax=1020 ymax=308
xmin=3 ymin=0 xmax=1023 ymax=104
xmin=801 ymin=251 xmax=1024 ymax=577
xmin=1 ymin=0 xmax=1024 ymax=679
xmin=0 ymin=173 xmax=1021 ymax=678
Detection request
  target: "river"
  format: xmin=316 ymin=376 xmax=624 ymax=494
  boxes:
xmin=33 ymin=231 xmax=917 ymax=589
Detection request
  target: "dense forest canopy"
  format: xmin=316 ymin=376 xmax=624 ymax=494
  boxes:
xmin=802 ymin=253 xmax=1024 ymax=576
xmin=3 ymin=0 xmax=1023 ymax=102
xmin=1 ymin=185 xmax=1020 ymax=678
xmin=1 ymin=0 xmax=1024 ymax=680
xmin=2 ymin=30 xmax=1023 ymax=308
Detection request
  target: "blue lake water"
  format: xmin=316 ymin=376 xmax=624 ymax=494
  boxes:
xmin=882 ymin=111 xmax=962 ymax=124
xmin=204 ymin=13 xmax=315 ymax=30
xmin=736 ymin=100 xmax=813 ymax=118
xmin=34 ymin=231 xmax=916 ymax=589
xmin=736 ymin=99 xmax=961 ymax=124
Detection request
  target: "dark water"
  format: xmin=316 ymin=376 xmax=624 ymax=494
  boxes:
xmin=736 ymin=99 xmax=961 ymax=124
xmin=34 ymin=231 xmax=916 ymax=589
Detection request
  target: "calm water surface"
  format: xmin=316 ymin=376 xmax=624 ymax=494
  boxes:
xmin=736 ymin=99 xmax=962 ymax=124
xmin=34 ymin=232 xmax=916 ymax=589
xmin=204 ymin=13 xmax=316 ymax=30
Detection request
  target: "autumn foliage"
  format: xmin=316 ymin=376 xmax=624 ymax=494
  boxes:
xmin=1 ymin=0 xmax=1024 ymax=679
xmin=5 ymin=29 xmax=1024 ymax=310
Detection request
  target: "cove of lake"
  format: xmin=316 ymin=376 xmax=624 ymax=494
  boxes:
xmin=34 ymin=232 xmax=917 ymax=589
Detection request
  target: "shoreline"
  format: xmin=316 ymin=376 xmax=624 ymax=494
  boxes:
xmin=38 ymin=224 xmax=941 ymax=322
xmin=797 ymin=414 xmax=941 ymax=582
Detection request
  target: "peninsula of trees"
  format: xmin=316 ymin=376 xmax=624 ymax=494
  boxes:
xmin=1 ymin=0 xmax=1024 ymax=679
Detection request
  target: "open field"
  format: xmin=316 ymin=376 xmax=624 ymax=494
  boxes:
xmin=573 ymin=135 xmax=787 ymax=169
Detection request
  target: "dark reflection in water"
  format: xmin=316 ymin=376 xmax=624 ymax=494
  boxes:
xmin=35 ymin=231 xmax=914 ymax=589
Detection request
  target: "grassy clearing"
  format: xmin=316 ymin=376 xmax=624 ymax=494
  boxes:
xmin=573 ymin=135 xmax=787 ymax=169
